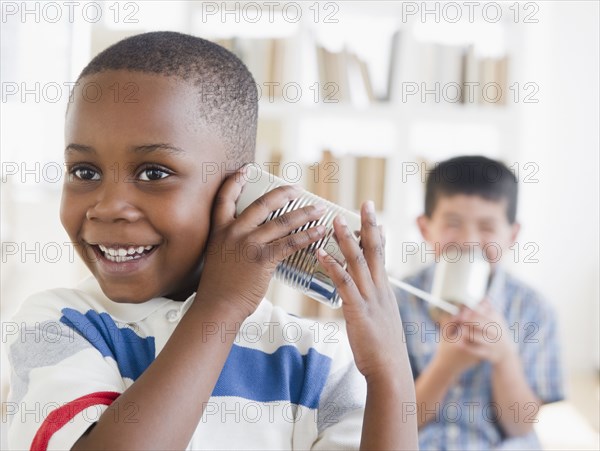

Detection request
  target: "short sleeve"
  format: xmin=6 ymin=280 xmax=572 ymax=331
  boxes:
xmin=6 ymin=295 xmax=126 ymax=450
xmin=517 ymin=293 xmax=565 ymax=404
xmin=310 ymin=331 xmax=366 ymax=450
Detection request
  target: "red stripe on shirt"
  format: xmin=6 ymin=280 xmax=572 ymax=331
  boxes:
xmin=30 ymin=391 xmax=120 ymax=451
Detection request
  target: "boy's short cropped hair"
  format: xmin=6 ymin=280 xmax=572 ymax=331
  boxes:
xmin=77 ymin=31 xmax=258 ymax=165
xmin=424 ymin=155 xmax=519 ymax=223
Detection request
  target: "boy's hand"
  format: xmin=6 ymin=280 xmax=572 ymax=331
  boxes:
xmin=197 ymin=169 xmax=326 ymax=318
xmin=431 ymin=313 xmax=482 ymax=378
xmin=316 ymin=201 xmax=404 ymax=380
xmin=316 ymin=201 xmax=420 ymax=449
xmin=456 ymin=299 xmax=516 ymax=365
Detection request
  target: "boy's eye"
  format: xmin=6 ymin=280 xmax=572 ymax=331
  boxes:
xmin=138 ymin=166 xmax=171 ymax=181
xmin=71 ymin=166 xmax=100 ymax=181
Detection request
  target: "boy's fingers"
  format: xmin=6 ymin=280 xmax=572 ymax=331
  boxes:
xmin=251 ymin=204 xmax=326 ymax=244
xmin=236 ymin=184 xmax=303 ymax=229
xmin=211 ymin=169 xmax=248 ymax=228
xmin=378 ymin=224 xmax=386 ymax=249
xmin=479 ymin=299 xmax=494 ymax=315
xmin=270 ymin=224 xmax=326 ymax=262
xmin=316 ymin=248 xmax=364 ymax=307
xmin=359 ymin=201 xmax=386 ymax=284
xmin=459 ymin=345 xmax=484 ymax=361
xmin=460 ymin=339 xmax=489 ymax=359
xmin=332 ymin=216 xmax=374 ymax=299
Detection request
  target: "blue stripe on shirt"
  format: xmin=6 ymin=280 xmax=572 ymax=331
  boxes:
xmin=214 ymin=345 xmax=331 ymax=409
xmin=60 ymin=308 xmax=155 ymax=381
xmin=60 ymin=308 xmax=332 ymax=408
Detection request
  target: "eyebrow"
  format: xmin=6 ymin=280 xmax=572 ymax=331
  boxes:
xmin=65 ymin=143 xmax=94 ymax=156
xmin=479 ymin=218 xmax=499 ymax=225
xmin=132 ymin=143 xmax=186 ymax=155
xmin=442 ymin=213 xmax=461 ymax=220
xmin=65 ymin=143 xmax=185 ymax=157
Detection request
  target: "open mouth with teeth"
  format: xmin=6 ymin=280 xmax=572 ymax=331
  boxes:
xmin=95 ymin=244 xmax=156 ymax=263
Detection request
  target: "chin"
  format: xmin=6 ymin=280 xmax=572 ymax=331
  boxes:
xmin=99 ymin=282 xmax=155 ymax=304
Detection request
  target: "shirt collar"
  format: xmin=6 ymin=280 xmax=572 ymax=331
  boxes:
xmin=75 ymin=275 xmax=178 ymax=323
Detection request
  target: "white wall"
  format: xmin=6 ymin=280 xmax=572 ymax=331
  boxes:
xmin=513 ymin=1 xmax=599 ymax=372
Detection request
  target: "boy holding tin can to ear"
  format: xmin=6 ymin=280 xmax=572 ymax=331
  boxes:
xmin=6 ymin=31 xmax=418 ymax=450
xmin=395 ymin=155 xmax=564 ymax=450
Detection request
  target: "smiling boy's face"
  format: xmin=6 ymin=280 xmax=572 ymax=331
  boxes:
xmin=417 ymin=194 xmax=520 ymax=265
xmin=61 ymin=70 xmax=227 ymax=303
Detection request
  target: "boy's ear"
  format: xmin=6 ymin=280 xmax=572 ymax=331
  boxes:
xmin=416 ymin=214 xmax=430 ymax=242
xmin=509 ymin=221 xmax=521 ymax=246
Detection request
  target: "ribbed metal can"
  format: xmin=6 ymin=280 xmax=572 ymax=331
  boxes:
xmin=235 ymin=164 xmax=361 ymax=308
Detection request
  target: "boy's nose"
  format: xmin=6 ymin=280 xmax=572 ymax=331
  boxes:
xmin=86 ymin=182 xmax=143 ymax=223
xmin=460 ymin=229 xmax=481 ymax=248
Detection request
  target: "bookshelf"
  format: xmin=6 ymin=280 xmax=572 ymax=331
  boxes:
xmin=188 ymin=2 xmax=523 ymax=318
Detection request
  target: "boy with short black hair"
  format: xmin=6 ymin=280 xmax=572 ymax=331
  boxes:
xmin=395 ymin=155 xmax=564 ymax=450
xmin=7 ymin=31 xmax=417 ymax=450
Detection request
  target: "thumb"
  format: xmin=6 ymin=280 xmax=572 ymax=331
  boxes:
xmin=211 ymin=167 xmax=248 ymax=228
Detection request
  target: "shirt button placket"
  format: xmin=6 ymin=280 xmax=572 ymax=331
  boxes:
xmin=166 ymin=309 xmax=179 ymax=322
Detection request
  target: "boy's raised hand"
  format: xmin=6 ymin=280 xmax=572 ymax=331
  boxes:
xmin=197 ymin=169 xmax=326 ymax=318
xmin=431 ymin=312 xmax=482 ymax=378
xmin=431 ymin=299 xmax=515 ymax=379
xmin=316 ymin=201 xmax=405 ymax=378
xmin=316 ymin=201 xmax=418 ymax=449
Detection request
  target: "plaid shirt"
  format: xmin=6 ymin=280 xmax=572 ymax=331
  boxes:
xmin=395 ymin=264 xmax=565 ymax=450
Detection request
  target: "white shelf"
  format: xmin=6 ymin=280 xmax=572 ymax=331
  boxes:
xmin=258 ymin=101 xmax=514 ymax=124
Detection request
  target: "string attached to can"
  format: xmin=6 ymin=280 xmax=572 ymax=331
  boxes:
xmin=236 ymin=164 xmax=459 ymax=315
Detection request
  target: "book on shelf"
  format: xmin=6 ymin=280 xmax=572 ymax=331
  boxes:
xmin=265 ymin=150 xmax=283 ymax=177
xmin=216 ymin=34 xmax=509 ymax=108
xmin=461 ymin=44 xmax=478 ymax=104
xmin=358 ymin=57 xmax=375 ymax=102
xmin=213 ymin=31 xmax=410 ymax=107
xmin=438 ymin=44 xmax=464 ymax=101
xmin=268 ymin=39 xmax=286 ymax=99
xmin=418 ymin=42 xmax=438 ymax=89
xmin=336 ymin=154 xmax=357 ymax=210
xmin=302 ymin=150 xmax=387 ymax=212
xmin=347 ymin=52 xmax=373 ymax=105
xmin=385 ymin=30 xmax=402 ymax=102
xmin=315 ymin=30 xmax=402 ymax=105
xmin=216 ymin=38 xmax=292 ymax=99
xmin=355 ymin=156 xmax=387 ymax=211
xmin=415 ymin=41 xmax=509 ymax=107
xmin=478 ymin=57 xmax=497 ymax=105
xmin=303 ymin=149 xmax=340 ymax=204
xmin=495 ymin=56 xmax=509 ymax=106
xmin=302 ymin=150 xmax=334 ymax=205
xmin=316 ymin=45 xmax=352 ymax=103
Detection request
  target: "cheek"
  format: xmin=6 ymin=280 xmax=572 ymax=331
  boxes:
xmin=480 ymin=233 xmax=510 ymax=261
xmin=158 ymin=185 xmax=217 ymax=250
xmin=59 ymin=190 xmax=82 ymax=240
xmin=172 ymin=204 xmax=211 ymax=240
xmin=425 ymin=226 xmax=460 ymax=256
xmin=482 ymin=241 xmax=503 ymax=262
xmin=435 ymin=227 xmax=460 ymax=246
xmin=60 ymin=191 xmax=97 ymax=264
xmin=482 ymin=228 xmax=511 ymax=248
